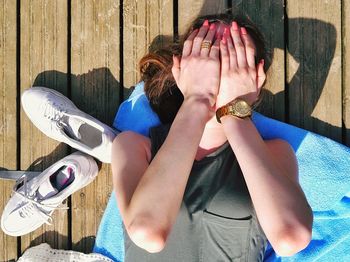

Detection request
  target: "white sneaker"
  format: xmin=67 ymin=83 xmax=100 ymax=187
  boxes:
xmin=21 ymin=87 xmax=118 ymax=163
xmin=1 ymin=152 xmax=98 ymax=236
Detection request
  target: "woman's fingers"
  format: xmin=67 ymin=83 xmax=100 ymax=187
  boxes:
xmin=240 ymin=27 xmax=256 ymax=69
xmin=200 ymin=23 xmax=216 ymax=56
xmin=182 ymin=29 xmax=199 ymax=58
xmin=230 ymin=21 xmax=247 ymax=68
xmin=220 ymin=36 xmax=229 ymax=72
xmin=226 ymin=30 xmax=237 ymax=69
xmin=191 ymin=20 xmax=210 ymax=56
xmin=209 ymin=39 xmax=220 ymax=59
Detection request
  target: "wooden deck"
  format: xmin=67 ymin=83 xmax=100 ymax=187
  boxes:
xmin=0 ymin=0 xmax=349 ymax=260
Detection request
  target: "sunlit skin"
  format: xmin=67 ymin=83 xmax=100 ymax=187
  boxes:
xmin=173 ymin=21 xmax=261 ymax=157
xmin=111 ymin=20 xmax=313 ymax=256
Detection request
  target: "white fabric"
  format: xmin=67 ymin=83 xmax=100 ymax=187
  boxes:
xmin=37 ymin=178 xmax=58 ymax=200
xmin=18 ymin=243 xmax=113 ymax=262
xmin=67 ymin=116 xmax=84 ymax=139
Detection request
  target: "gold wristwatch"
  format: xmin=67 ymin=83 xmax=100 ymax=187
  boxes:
xmin=216 ymin=99 xmax=252 ymax=123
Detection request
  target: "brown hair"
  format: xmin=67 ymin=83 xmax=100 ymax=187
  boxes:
xmin=140 ymin=9 xmax=269 ymax=124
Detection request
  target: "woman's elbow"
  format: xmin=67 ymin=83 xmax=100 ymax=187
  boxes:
xmin=273 ymin=226 xmax=312 ymax=257
xmin=126 ymin=218 xmax=169 ymax=253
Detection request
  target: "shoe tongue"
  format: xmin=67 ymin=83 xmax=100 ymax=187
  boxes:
xmin=64 ymin=116 xmax=85 ymax=140
xmin=37 ymin=179 xmax=58 ymax=200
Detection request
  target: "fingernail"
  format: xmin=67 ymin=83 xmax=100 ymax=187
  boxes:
xmin=223 ymin=27 xmax=229 ymax=35
xmin=203 ymin=19 xmax=209 ymax=27
xmin=209 ymin=23 xmax=216 ymax=30
xmin=261 ymin=59 xmax=265 ymax=66
xmin=232 ymin=21 xmax=239 ymax=30
xmin=240 ymin=27 xmax=247 ymax=35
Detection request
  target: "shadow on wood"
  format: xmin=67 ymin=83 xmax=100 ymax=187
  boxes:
xmin=149 ymin=0 xmax=344 ymax=142
xmin=25 ymin=143 xmax=68 ymax=172
xmin=33 ymin=67 xmax=122 ymax=126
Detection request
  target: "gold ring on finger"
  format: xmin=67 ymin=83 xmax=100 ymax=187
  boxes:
xmin=201 ymin=41 xmax=211 ymax=50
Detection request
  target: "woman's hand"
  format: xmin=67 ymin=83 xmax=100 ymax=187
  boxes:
xmin=216 ymin=22 xmax=266 ymax=109
xmin=172 ymin=20 xmax=221 ymax=109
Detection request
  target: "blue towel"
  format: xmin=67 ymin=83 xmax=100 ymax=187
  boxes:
xmin=93 ymin=82 xmax=350 ymax=262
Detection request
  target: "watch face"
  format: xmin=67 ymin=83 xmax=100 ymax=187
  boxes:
xmin=233 ymin=100 xmax=251 ymax=117
xmin=216 ymin=99 xmax=252 ymax=123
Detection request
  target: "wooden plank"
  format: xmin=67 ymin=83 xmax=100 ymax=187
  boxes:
xmin=71 ymin=0 xmax=120 ymax=252
xmin=178 ymin=0 xmax=227 ymax=35
xmin=20 ymin=0 xmax=69 ymax=252
xmin=287 ymin=0 xmax=342 ymax=141
xmin=123 ymin=0 xmax=173 ymax=90
xmin=232 ymin=0 xmax=285 ymax=120
xmin=344 ymin=0 xmax=350 ymax=146
xmin=0 ymin=0 xmax=18 ymax=260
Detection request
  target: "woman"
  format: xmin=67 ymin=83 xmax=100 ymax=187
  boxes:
xmin=111 ymin=11 xmax=313 ymax=261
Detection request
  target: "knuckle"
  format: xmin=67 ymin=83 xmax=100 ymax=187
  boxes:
xmin=208 ymin=59 xmax=217 ymax=65
xmin=240 ymin=68 xmax=249 ymax=76
xmin=245 ymin=44 xmax=255 ymax=52
xmin=206 ymin=59 xmax=217 ymax=68
xmin=211 ymin=44 xmax=219 ymax=51
xmin=231 ymin=68 xmax=238 ymax=74
xmin=250 ymin=71 xmax=258 ymax=79
xmin=190 ymin=56 xmax=200 ymax=62
xmin=235 ymin=42 xmax=244 ymax=49
xmin=184 ymin=39 xmax=192 ymax=46
xmin=194 ymin=36 xmax=204 ymax=43
xmin=248 ymin=67 xmax=256 ymax=74
xmin=229 ymin=51 xmax=237 ymax=57
xmin=221 ymin=50 xmax=228 ymax=57
xmin=221 ymin=58 xmax=229 ymax=65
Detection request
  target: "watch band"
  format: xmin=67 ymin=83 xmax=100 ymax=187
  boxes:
xmin=216 ymin=99 xmax=252 ymax=123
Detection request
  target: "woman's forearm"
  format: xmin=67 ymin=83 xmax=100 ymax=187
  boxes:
xmin=221 ymin=115 xmax=313 ymax=256
xmin=126 ymin=98 xmax=211 ymax=243
xmin=123 ymin=21 xmax=221 ymax=252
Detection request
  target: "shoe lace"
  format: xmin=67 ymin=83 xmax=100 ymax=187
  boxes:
xmin=12 ymin=175 xmax=69 ymax=226
xmin=43 ymin=101 xmax=67 ymax=129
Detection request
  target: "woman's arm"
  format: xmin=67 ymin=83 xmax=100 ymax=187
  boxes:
xmin=217 ymin=22 xmax=313 ymax=256
xmin=112 ymin=99 xmax=209 ymax=253
xmin=221 ymin=116 xmax=313 ymax=256
xmin=112 ymin=21 xmax=221 ymax=253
